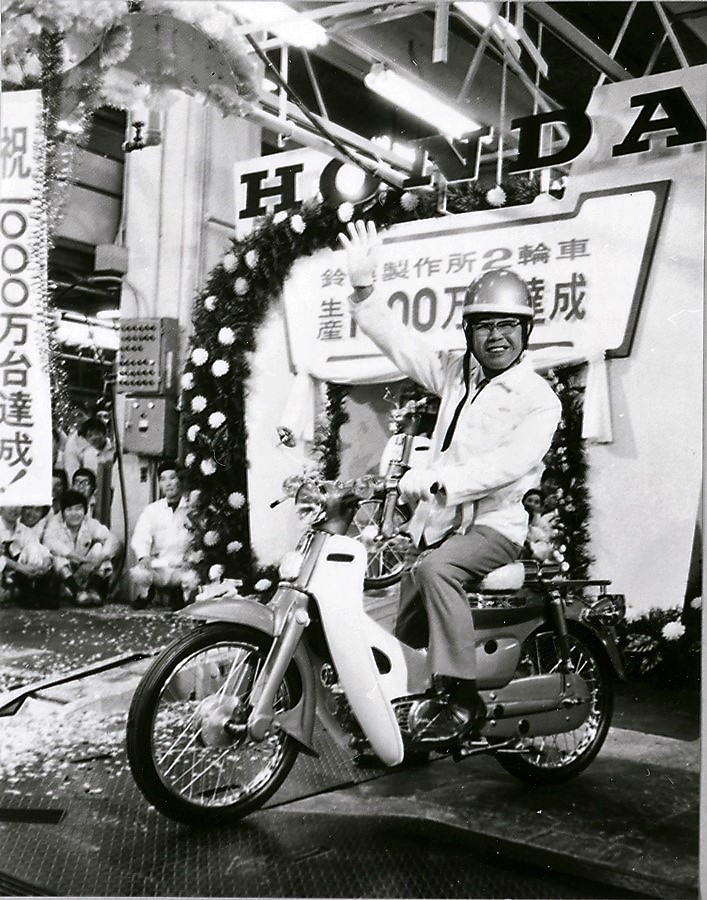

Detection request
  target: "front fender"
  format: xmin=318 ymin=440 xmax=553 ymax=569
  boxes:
xmin=569 ymin=619 xmax=626 ymax=680
xmin=178 ymin=596 xmax=275 ymax=633
xmin=178 ymin=593 xmax=319 ymax=755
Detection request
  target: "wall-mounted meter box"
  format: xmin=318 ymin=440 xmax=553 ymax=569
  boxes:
xmin=117 ymin=317 xmax=179 ymax=395
xmin=123 ymin=395 xmax=179 ymax=457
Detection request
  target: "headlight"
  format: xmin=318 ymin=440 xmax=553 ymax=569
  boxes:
xmin=294 ymin=481 xmax=326 ymax=524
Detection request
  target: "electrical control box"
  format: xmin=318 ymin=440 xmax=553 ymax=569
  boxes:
xmin=122 ymin=395 xmax=179 ymax=457
xmin=117 ymin=317 xmax=180 ymax=395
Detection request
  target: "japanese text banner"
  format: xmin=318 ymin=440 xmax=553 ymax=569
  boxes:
xmin=282 ymin=183 xmax=667 ymax=385
xmin=0 ymin=90 xmax=52 ymax=504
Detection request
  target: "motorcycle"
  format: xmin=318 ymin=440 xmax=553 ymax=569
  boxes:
xmin=126 ymin=476 xmax=626 ymax=827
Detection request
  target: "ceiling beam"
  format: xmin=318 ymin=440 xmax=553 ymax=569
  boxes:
xmin=529 ymin=2 xmax=632 ymax=82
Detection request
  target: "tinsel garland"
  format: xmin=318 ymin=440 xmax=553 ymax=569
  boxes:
xmin=181 ymin=173 xmax=561 ymax=586
xmin=544 ymin=366 xmax=593 ymax=578
xmin=312 ymin=383 xmax=350 ymax=481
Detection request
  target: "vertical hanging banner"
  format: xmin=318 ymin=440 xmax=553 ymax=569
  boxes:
xmin=0 ymin=89 xmax=52 ymax=504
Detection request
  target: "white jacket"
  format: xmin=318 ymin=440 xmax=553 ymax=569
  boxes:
xmin=352 ymin=290 xmax=561 ymax=547
xmin=130 ymin=497 xmax=192 ymax=567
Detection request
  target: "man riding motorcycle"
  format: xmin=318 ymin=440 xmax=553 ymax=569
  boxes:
xmin=338 ymin=220 xmax=561 ymax=746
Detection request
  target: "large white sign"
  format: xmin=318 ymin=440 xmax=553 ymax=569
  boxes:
xmin=0 ymin=90 xmax=52 ymax=504
xmin=282 ymin=183 xmax=667 ymax=384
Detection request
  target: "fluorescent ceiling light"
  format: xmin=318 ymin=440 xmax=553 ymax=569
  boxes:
xmin=230 ymin=2 xmax=327 ymax=49
xmin=453 ymin=1 xmax=520 ymax=42
xmin=365 ymin=65 xmax=480 ymax=139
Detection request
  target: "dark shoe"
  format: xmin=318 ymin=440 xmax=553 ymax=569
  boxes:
xmin=411 ymin=698 xmax=485 ymax=747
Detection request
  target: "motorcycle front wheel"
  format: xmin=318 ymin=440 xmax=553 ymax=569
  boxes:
xmin=126 ymin=623 xmax=301 ymax=826
xmin=494 ymin=626 xmax=614 ymax=785
xmin=350 ymin=497 xmax=413 ymax=589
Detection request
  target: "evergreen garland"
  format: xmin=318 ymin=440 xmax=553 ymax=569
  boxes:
xmin=312 ymin=383 xmax=350 ymax=480
xmin=180 ymin=171 xmax=594 ymax=586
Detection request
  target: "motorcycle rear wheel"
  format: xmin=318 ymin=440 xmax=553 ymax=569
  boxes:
xmin=350 ymin=497 xmax=413 ymax=589
xmin=126 ymin=623 xmax=301 ymax=826
xmin=494 ymin=627 xmax=613 ymax=785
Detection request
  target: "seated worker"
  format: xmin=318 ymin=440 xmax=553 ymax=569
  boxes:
xmin=72 ymin=466 xmax=97 ymax=517
xmin=0 ymin=506 xmax=54 ymax=607
xmin=129 ymin=461 xmax=194 ymax=610
xmin=20 ymin=505 xmax=53 ymax=542
xmin=51 ymin=468 xmax=68 ymax=516
xmin=63 ymin=415 xmax=113 ymax=481
xmin=42 ymin=489 xmax=121 ymax=606
xmin=338 ymin=220 xmax=561 ymax=745
xmin=521 ymin=488 xmax=556 ymax=562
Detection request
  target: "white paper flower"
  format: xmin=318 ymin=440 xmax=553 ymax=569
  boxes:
xmin=189 ymin=550 xmax=204 ymax=564
xmin=254 ymin=579 xmax=272 ymax=592
xmin=273 ymin=210 xmax=288 ymax=224
xmin=203 ymin=530 xmax=220 ymax=547
xmin=690 ymin=596 xmax=702 ymax=610
xmin=337 ymin=202 xmax=354 ymax=222
xmin=208 ymin=411 xmax=226 ymax=429
xmin=204 ymin=294 xmax=217 ymax=311
xmin=186 ymin=424 xmax=200 ymax=442
xmin=290 ymin=214 xmax=305 ymax=233
xmin=245 ymin=249 xmax=259 ymax=269
xmin=191 ymin=347 xmax=208 ymax=366
xmin=181 ymin=371 xmax=194 ymax=390
xmin=661 ymin=621 xmax=685 ymax=641
xmin=234 ymin=277 xmax=249 ymax=296
xmin=227 ymin=540 xmax=242 ymax=555
xmin=200 ymin=458 xmax=217 ymax=476
xmin=191 ymin=395 xmax=207 ymax=413
xmin=211 ymin=359 xmax=230 ymax=377
xmin=486 ymin=185 xmax=507 ymax=207
xmin=208 ymin=564 xmax=224 ymax=581
xmin=222 ymin=251 xmax=238 ymax=273
xmin=218 ymin=326 xmax=235 ymax=346
xmin=228 ymin=491 xmax=246 ymax=509
xmin=185 ymin=453 xmax=196 ymax=467
xmin=400 ymin=191 xmax=419 ymax=211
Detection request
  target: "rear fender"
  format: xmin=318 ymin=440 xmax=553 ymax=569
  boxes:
xmin=178 ymin=593 xmax=319 ymax=756
xmin=568 ymin=619 xmax=626 ymax=680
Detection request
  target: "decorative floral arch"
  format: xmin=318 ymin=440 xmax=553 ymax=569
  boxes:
xmin=179 ymin=176 xmax=592 ymax=589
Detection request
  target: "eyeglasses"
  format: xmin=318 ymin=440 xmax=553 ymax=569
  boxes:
xmin=466 ymin=317 xmax=522 ymax=337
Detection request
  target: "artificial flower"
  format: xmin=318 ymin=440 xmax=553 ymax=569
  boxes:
xmin=200 ymin=458 xmax=217 ymax=476
xmin=254 ymin=579 xmax=272 ymax=592
xmin=234 ymin=277 xmax=249 ymax=296
xmin=290 ymin=214 xmax=305 ymax=233
xmin=337 ymin=202 xmax=354 ymax=222
xmin=191 ymin=395 xmax=207 ymax=413
xmin=218 ymin=326 xmax=235 ymax=345
xmin=661 ymin=621 xmax=685 ymax=641
xmin=208 ymin=411 xmax=226 ymax=429
xmin=186 ymin=424 xmax=200 ymax=442
xmin=203 ymin=530 xmax=220 ymax=547
xmin=222 ymin=251 xmax=238 ymax=273
xmin=486 ymin=185 xmax=507 ymax=207
xmin=181 ymin=371 xmax=194 ymax=390
xmin=690 ymin=596 xmax=702 ymax=610
xmin=400 ymin=191 xmax=419 ymax=211
xmin=185 ymin=453 xmax=196 ymax=467
xmin=191 ymin=347 xmax=208 ymax=366
xmin=244 ymin=249 xmax=259 ymax=269
xmin=227 ymin=540 xmax=243 ymax=554
xmin=228 ymin=492 xmax=246 ymax=509
xmin=273 ymin=210 xmax=288 ymax=224
xmin=211 ymin=359 xmax=229 ymax=377
xmin=204 ymin=294 xmax=217 ymax=311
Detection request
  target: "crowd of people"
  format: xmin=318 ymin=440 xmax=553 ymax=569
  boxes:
xmin=0 ymin=404 xmax=195 ymax=611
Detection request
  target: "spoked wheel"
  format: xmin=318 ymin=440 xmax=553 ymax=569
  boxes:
xmin=350 ymin=497 xmax=413 ymax=589
xmin=494 ymin=626 xmax=614 ymax=785
xmin=126 ymin=624 xmax=301 ymax=825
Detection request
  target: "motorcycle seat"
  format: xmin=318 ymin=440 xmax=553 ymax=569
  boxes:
xmin=478 ymin=562 xmax=525 ymax=591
